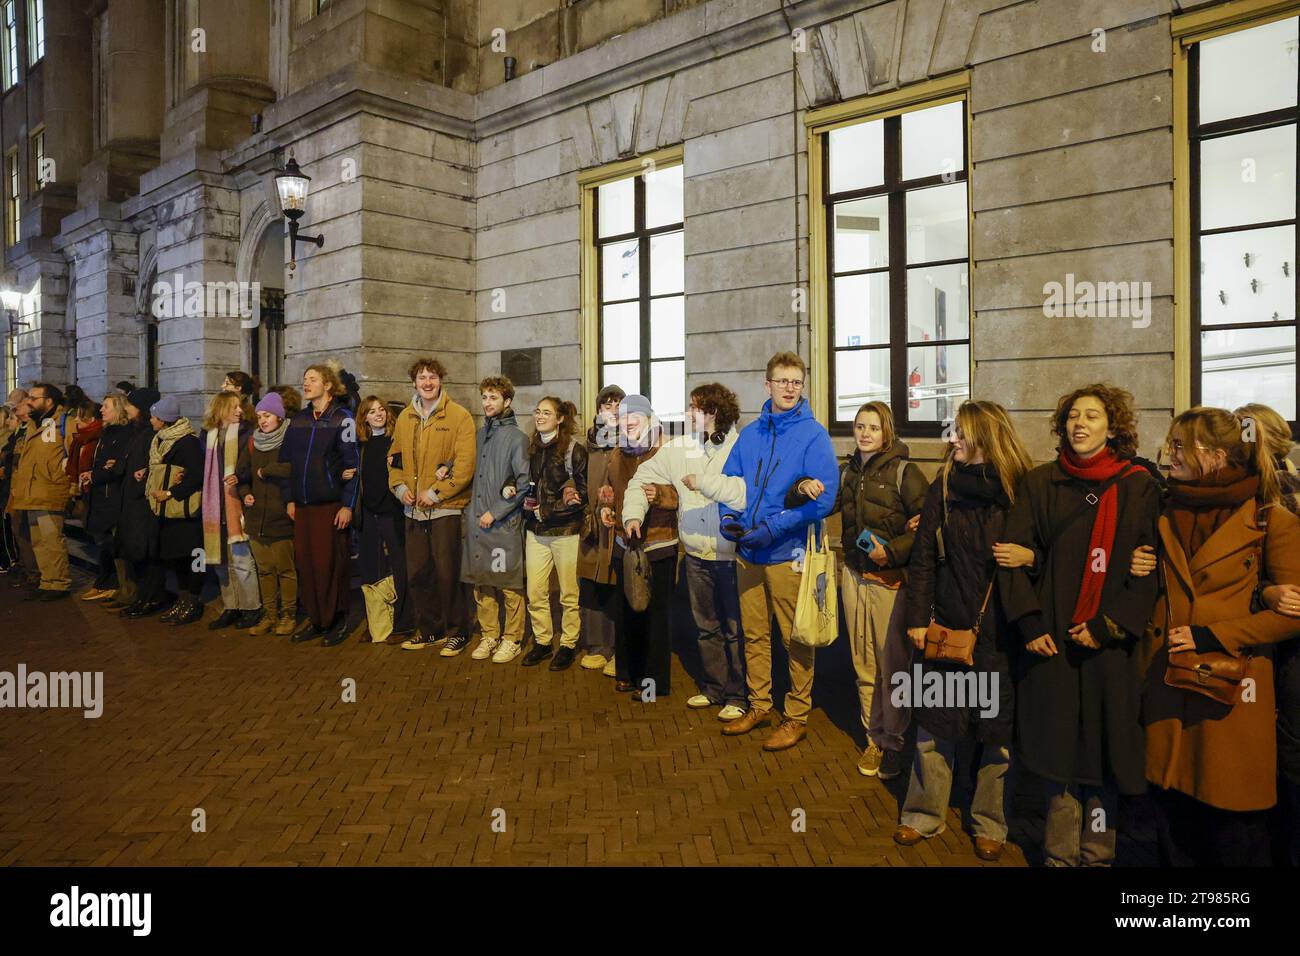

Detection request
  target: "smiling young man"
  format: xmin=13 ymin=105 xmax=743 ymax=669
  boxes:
xmin=388 ymin=357 xmax=477 ymax=655
xmin=694 ymin=352 xmax=839 ymax=751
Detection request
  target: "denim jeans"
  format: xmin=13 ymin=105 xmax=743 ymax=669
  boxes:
xmin=901 ymin=726 xmax=1009 ymax=842
xmin=683 ymin=554 xmax=747 ymax=708
xmin=1043 ymin=780 xmax=1118 ymax=866
xmin=214 ymin=540 xmax=261 ymax=611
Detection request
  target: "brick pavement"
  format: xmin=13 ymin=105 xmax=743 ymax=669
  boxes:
xmin=0 ymin=565 xmax=1115 ymax=867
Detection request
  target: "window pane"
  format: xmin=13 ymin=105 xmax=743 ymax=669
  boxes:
xmin=1199 ymin=125 xmax=1296 ymax=230
xmin=907 ymin=344 xmax=970 ymax=423
xmin=646 ymin=163 xmax=683 ymax=228
xmin=603 ymin=362 xmax=641 ymax=398
xmin=650 ymin=295 xmax=684 ymax=358
xmin=1199 ymin=17 xmax=1298 ymax=126
xmin=602 ymin=301 xmax=640 ymax=362
xmin=598 ymin=177 xmax=634 ymax=237
xmin=601 ymin=238 xmax=639 ymax=301
xmin=906 ymin=263 xmax=969 ymax=342
xmin=650 ymin=360 xmax=686 ymax=421
xmin=833 ymin=195 xmax=889 ymax=272
xmin=906 ymin=182 xmax=967 ymax=263
xmin=834 ymin=273 xmax=890 ymax=347
xmin=829 ymin=119 xmax=884 ymax=194
xmin=650 ymin=230 xmax=683 ymax=296
xmin=902 ymin=101 xmax=964 ymax=181
xmin=1200 ymin=225 xmax=1296 ymax=326
xmin=1202 ymin=326 xmax=1296 ymax=419
xmin=834 ymin=348 xmax=890 ymax=422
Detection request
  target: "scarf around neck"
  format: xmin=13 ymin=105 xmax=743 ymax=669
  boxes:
xmin=946 ymin=461 xmax=1007 ymax=508
xmin=203 ymin=422 xmax=246 ymax=562
xmin=1057 ymin=445 xmax=1145 ymax=625
xmin=1166 ymin=465 xmax=1258 ymax=557
xmin=253 ymin=419 xmax=288 ymax=452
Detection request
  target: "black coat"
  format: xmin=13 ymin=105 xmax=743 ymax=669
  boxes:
xmin=999 ymin=460 xmax=1161 ymax=794
xmin=116 ymin=422 xmax=158 ymax=562
xmin=84 ymin=423 xmax=132 ymax=536
xmin=905 ymin=466 xmax=1016 ymax=745
xmin=835 ymin=442 xmax=928 ymax=577
xmin=153 ymin=432 xmax=204 ymax=562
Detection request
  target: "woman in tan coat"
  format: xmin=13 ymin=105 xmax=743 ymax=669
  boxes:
xmin=1136 ymin=406 xmax=1300 ymax=866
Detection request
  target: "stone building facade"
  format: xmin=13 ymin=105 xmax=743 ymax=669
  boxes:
xmin=1 ymin=0 xmax=1294 ymax=464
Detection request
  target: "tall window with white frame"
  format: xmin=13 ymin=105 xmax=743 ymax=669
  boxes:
xmin=594 ymin=162 xmax=685 ymax=421
xmin=26 ymin=0 xmax=42 ymax=65
xmin=823 ymin=98 xmax=970 ymax=435
xmin=4 ymin=148 xmax=18 ymax=248
xmin=1189 ymin=14 xmax=1298 ymax=424
xmin=1 ymin=1 xmax=17 ymax=90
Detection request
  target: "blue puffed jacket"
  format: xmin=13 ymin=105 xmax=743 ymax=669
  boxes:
xmin=718 ymin=397 xmax=839 ymax=565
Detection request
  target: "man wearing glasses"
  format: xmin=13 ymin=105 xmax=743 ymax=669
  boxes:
xmin=696 ymin=351 xmax=838 ymax=751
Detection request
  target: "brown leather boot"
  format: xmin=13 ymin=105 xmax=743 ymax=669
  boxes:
xmin=974 ymin=837 xmax=1004 ymax=861
xmin=274 ymin=612 xmax=298 ymax=636
xmin=762 ymin=718 xmax=807 ymax=751
xmin=720 ymin=708 xmax=772 ymax=736
xmin=249 ymin=613 xmax=275 ymax=636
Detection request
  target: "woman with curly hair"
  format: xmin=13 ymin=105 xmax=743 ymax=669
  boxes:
xmin=998 ymin=383 xmax=1162 ymax=866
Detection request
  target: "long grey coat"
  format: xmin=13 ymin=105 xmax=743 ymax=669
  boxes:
xmin=461 ymin=408 xmax=531 ymax=589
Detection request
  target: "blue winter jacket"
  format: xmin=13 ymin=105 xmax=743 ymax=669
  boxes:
xmin=278 ymin=399 xmax=360 ymax=508
xmin=719 ymin=397 xmax=839 ymax=565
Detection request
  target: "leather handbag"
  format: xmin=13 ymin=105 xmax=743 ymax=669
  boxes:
xmin=622 ymin=539 xmax=653 ymax=612
xmin=1164 ymin=649 xmax=1249 ymax=706
xmin=924 ymin=581 xmax=992 ymax=667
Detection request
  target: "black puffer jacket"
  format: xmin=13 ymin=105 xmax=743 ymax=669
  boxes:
xmin=904 ymin=463 xmax=1016 ymax=745
xmin=835 ymin=442 xmax=928 ymax=577
xmin=526 ymin=434 xmax=588 ymax=536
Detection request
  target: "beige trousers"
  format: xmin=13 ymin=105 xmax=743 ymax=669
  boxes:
xmin=737 ymin=557 xmax=815 ymax=723
xmin=474 ymin=584 xmax=526 ymax=644
xmin=525 ymin=531 xmax=580 ymax=648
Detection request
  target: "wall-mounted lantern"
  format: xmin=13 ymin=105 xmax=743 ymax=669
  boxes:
xmin=274 ymin=151 xmax=325 ymax=273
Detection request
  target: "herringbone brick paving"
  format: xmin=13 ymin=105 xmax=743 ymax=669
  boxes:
xmin=1 ymin=566 xmax=1155 ymax=867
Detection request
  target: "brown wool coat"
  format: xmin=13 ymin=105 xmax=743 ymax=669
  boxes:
xmin=1140 ymin=499 xmax=1300 ymax=811
xmin=578 ymin=441 xmax=617 ymax=585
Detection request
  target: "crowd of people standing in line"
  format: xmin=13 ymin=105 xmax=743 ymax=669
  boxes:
xmin=2 ymin=349 xmax=1299 ymax=867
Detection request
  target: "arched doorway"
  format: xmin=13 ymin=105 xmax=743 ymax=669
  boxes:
xmin=250 ymin=227 xmax=286 ymax=389
xmin=238 ymin=204 xmax=287 ymax=392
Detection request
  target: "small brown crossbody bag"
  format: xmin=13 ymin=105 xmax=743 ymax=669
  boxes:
xmin=924 ymin=581 xmax=993 ymax=668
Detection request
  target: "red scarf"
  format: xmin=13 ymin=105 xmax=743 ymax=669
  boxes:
xmin=1057 ymin=446 xmax=1144 ymax=625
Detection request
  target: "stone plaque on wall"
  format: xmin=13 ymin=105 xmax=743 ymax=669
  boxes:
xmin=502 ymin=348 xmax=541 ymax=386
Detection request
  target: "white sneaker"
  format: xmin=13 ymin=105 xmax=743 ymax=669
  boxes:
xmin=492 ymin=640 xmax=522 ymax=663
xmin=602 ymin=656 xmax=616 ymax=678
xmin=718 ymin=705 xmax=746 ymax=721
xmin=580 ymin=653 xmax=608 ymax=670
xmin=472 ymin=636 xmax=500 ymax=660
xmin=687 ymin=694 xmax=714 ymax=709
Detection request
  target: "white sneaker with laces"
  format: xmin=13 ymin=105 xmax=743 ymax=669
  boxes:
xmin=472 ymin=636 xmax=500 ymax=660
xmin=718 ymin=705 xmax=746 ymax=721
xmin=602 ymin=656 xmax=616 ymax=678
xmin=579 ymin=653 xmax=607 ymax=670
xmin=687 ymin=694 xmax=714 ymax=709
xmin=492 ymin=639 xmax=522 ymax=663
